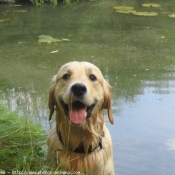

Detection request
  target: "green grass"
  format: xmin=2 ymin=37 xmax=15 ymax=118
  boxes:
xmin=0 ymin=103 xmax=48 ymax=173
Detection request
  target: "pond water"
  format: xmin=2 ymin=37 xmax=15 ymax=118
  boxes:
xmin=1 ymin=0 xmax=175 ymax=174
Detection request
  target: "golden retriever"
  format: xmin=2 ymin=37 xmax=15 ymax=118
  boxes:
xmin=47 ymin=61 xmax=115 ymax=175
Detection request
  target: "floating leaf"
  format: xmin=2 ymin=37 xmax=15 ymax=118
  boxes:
xmin=113 ymin=6 xmax=136 ymax=14
xmin=38 ymin=35 xmax=61 ymax=43
xmin=142 ymin=3 xmax=161 ymax=8
xmin=132 ymin=11 xmax=158 ymax=16
xmin=0 ymin=18 xmax=11 ymax=23
xmin=169 ymin=14 xmax=175 ymax=18
xmin=116 ymin=9 xmax=136 ymax=14
xmin=37 ymin=35 xmax=70 ymax=44
xmin=113 ymin=6 xmax=134 ymax=10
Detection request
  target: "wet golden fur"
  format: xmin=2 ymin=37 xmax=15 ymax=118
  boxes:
xmin=47 ymin=61 xmax=115 ymax=175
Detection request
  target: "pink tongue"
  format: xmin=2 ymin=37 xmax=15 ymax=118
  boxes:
xmin=69 ymin=108 xmax=87 ymax=125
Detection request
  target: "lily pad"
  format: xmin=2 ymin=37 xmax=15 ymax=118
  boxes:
xmin=0 ymin=18 xmax=11 ymax=23
xmin=113 ymin=6 xmax=134 ymax=10
xmin=37 ymin=35 xmax=70 ymax=44
xmin=113 ymin=6 xmax=136 ymax=14
xmin=169 ymin=14 xmax=175 ymax=18
xmin=142 ymin=3 xmax=161 ymax=8
xmin=132 ymin=11 xmax=158 ymax=16
xmin=116 ymin=9 xmax=136 ymax=14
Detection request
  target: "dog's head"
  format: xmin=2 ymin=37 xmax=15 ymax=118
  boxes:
xmin=49 ymin=61 xmax=114 ymax=126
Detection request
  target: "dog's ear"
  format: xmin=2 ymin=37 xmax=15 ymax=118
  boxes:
xmin=48 ymin=80 xmax=56 ymax=121
xmin=102 ymin=80 xmax=114 ymax=125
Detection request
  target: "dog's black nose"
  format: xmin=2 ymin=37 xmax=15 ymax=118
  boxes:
xmin=71 ymin=83 xmax=87 ymax=97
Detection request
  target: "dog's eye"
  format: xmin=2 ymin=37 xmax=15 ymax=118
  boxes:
xmin=62 ymin=74 xmax=70 ymax=80
xmin=89 ymin=74 xmax=97 ymax=81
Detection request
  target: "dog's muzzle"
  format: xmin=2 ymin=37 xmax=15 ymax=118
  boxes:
xmin=60 ymin=83 xmax=96 ymax=125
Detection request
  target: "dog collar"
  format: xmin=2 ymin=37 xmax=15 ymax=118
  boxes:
xmin=56 ymin=126 xmax=104 ymax=154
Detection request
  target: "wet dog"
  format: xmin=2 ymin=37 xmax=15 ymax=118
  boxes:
xmin=47 ymin=61 xmax=115 ymax=175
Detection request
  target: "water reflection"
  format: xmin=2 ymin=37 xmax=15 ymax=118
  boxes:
xmin=0 ymin=88 xmax=52 ymax=132
xmin=166 ymin=139 xmax=175 ymax=150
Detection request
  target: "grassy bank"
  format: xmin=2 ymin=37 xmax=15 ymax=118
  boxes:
xmin=0 ymin=103 xmax=47 ymax=173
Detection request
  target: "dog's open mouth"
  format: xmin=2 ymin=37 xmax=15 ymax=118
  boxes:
xmin=60 ymin=100 xmax=95 ymax=125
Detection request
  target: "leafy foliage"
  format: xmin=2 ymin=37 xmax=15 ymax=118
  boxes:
xmin=15 ymin=0 xmax=96 ymax=5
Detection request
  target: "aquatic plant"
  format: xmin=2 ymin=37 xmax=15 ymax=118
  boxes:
xmin=113 ymin=5 xmax=158 ymax=17
xmin=115 ymin=9 xmax=136 ymax=14
xmin=142 ymin=3 xmax=161 ymax=8
xmin=113 ymin=6 xmax=135 ymax=14
xmin=113 ymin=6 xmax=134 ymax=10
xmin=169 ymin=14 xmax=175 ymax=18
xmin=37 ymin=35 xmax=70 ymax=44
xmin=38 ymin=35 xmax=62 ymax=43
xmin=132 ymin=11 xmax=158 ymax=17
